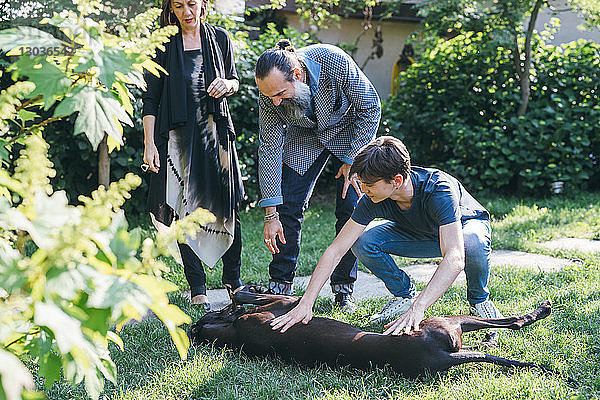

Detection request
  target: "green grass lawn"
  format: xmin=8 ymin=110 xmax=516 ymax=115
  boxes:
xmin=43 ymin=192 xmax=600 ymax=399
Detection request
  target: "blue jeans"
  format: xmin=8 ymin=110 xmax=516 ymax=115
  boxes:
xmin=351 ymin=218 xmax=492 ymax=305
xmin=269 ymin=150 xmax=359 ymax=292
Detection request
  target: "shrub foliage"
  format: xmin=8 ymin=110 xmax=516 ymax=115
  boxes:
xmin=0 ymin=2 xmax=214 ymax=399
xmin=382 ymin=30 xmax=600 ymax=193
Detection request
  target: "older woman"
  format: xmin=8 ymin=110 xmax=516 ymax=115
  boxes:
xmin=142 ymin=0 xmax=244 ymax=311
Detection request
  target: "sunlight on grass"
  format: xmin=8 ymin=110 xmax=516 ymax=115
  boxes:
xmin=38 ymin=194 xmax=600 ymax=399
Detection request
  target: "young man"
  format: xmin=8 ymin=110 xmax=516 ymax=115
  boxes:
xmin=255 ymin=39 xmax=381 ymax=311
xmin=270 ymin=136 xmax=503 ymax=335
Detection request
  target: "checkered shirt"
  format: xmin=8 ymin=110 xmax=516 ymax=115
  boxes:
xmin=257 ymin=44 xmax=381 ymax=207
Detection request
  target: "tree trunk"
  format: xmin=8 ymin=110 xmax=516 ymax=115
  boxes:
xmin=517 ymin=0 xmax=543 ymax=117
xmin=98 ymin=133 xmax=110 ymax=189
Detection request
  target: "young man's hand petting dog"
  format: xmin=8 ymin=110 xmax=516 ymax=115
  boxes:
xmin=270 ymin=299 xmax=313 ymax=333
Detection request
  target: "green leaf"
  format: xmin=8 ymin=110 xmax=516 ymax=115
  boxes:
xmin=53 ymin=86 xmax=131 ymax=150
xmin=77 ymin=48 xmax=137 ymax=89
xmin=79 ymin=266 xmax=152 ymax=320
xmin=0 ymin=27 xmax=65 ymax=54
xmin=10 ymin=57 xmax=72 ymax=110
xmin=38 ymin=351 xmax=62 ymax=390
xmin=33 ymin=301 xmax=88 ymax=355
xmin=6 ymin=191 xmax=80 ymax=250
xmin=0 ymin=139 xmax=10 ymax=165
xmin=0 ymin=349 xmax=35 ymax=400
xmin=82 ymin=308 xmax=112 ymax=335
xmin=45 ymin=268 xmax=88 ymax=301
xmin=16 ymin=109 xmax=38 ymax=124
xmin=25 ymin=330 xmax=61 ymax=390
xmin=46 ymin=14 xmax=103 ymax=54
xmin=0 ymin=238 xmax=26 ymax=292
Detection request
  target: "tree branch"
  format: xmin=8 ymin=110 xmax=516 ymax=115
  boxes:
xmin=513 ymin=32 xmax=522 ymax=81
xmin=11 ymin=115 xmax=68 ymax=144
xmin=15 ymin=95 xmax=43 ymax=112
xmin=517 ymin=0 xmax=543 ymax=117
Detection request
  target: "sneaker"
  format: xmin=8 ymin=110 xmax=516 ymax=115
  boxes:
xmin=470 ymin=299 xmax=504 ymax=319
xmin=334 ymin=293 xmax=357 ymax=314
xmin=369 ymin=296 xmax=414 ymax=324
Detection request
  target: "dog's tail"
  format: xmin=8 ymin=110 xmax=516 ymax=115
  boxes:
xmin=446 ymin=351 xmax=576 ymax=385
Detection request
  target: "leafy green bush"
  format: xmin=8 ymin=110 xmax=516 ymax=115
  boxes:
xmin=0 ymin=134 xmax=215 ymax=400
xmin=0 ymin=2 xmax=218 ymax=399
xmin=382 ymin=31 xmax=600 ymax=194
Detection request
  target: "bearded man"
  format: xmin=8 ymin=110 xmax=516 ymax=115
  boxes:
xmin=254 ymin=39 xmax=381 ymax=311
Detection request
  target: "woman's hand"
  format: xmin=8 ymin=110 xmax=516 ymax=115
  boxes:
xmin=207 ymin=78 xmax=236 ymax=98
xmin=264 ymin=219 xmax=285 ymax=254
xmin=270 ymin=300 xmax=313 ymax=333
xmin=143 ymin=141 xmax=160 ymax=173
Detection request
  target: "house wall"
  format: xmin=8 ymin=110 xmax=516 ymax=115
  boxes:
xmin=535 ymin=6 xmax=600 ymax=44
xmin=283 ymin=12 xmax=420 ymax=99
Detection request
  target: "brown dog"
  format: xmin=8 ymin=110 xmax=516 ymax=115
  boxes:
xmin=189 ymin=287 xmax=554 ymax=378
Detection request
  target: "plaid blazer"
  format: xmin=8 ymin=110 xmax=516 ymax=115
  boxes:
xmin=257 ymin=44 xmax=381 ymax=207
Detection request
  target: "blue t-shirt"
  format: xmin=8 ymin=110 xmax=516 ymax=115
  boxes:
xmin=351 ymin=167 xmax=489 ymax=237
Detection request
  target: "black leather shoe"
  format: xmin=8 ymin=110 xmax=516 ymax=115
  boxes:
xmin=334 ymin=293 xmax=357 ymax=314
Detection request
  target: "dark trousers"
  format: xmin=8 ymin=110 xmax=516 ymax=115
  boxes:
xmin=179 ymin=212 xmax=243 ymax=297
xmin=269 ymin=150 xmax=359 ymax=288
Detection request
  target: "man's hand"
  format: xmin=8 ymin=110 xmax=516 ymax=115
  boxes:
xmin=264 ymin=219 xmax=285 ymax=254
xmin=270 ymin=301 xmax=313 ymax=333
xmin=335 ymin=163 xmax=361 ymax=199
xmin=383 ymin=304 xmax=425 ymax=336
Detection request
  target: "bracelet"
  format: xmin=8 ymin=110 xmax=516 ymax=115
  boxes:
xmin=264 ymin=211 xmax=279 ymax=222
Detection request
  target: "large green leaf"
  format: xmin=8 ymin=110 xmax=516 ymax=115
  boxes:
xmin=79 ymin=266 xmax=153 ymax=320
xmin=45 ymin=268 xmax=87 ymax=301
xmin=45 ymin=14 xmax=103 ymax=54
xmin=33 ymin=302 xmax=89 ymax=355
xmin=76 ymin=48 xmax=137 ymax=89
xmin=10 ymin=57 xmax=72 ymax=110
xmin=53 ymin=86 xmax=132 ymax=150
xmin=6 ymin=191 xmax=80 ymax=250
xmin=0 ymin=26 xmax=65 ymax=54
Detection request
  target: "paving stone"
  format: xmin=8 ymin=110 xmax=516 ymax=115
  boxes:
xmin=490 ymin=249 xmax=573 ymax=273
xmin=540 ymin=238 xmax=600 ymax=254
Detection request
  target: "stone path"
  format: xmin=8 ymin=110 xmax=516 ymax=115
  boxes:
xmin=200 ymin=249 xmax=577 ymax=310
xmin=540 ymin=238 xmax=600 ymax=254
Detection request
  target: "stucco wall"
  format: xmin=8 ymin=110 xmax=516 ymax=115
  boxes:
xmin=283 ymin=12 xmax=420 ymax=99
xmin=535 ymin=7 xmax=600 ymax=44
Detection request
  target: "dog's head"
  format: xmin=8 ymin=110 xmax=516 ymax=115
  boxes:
xmin=188 ymin=303 xmax=246 ymax=346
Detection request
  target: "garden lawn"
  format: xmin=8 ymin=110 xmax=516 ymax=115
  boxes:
xmin=44 ymin=192 xmax=600 ymax=399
